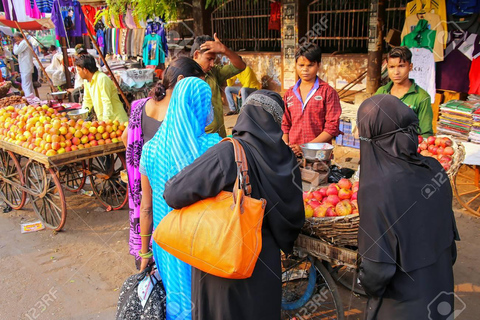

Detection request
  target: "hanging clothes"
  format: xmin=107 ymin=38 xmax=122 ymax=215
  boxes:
xmin=446 ymin=0 xmax=480 ymax=16
xmin=143 ymin=33 xmax=165 ymax=66
xmin=401 ymin=13 xmax=445 ymax=61
xmin=26 ymin=0 xmax=43 ymax=19
xmin=34 ymin=0 xmax=52 ymax=14
xmin=3 ymin=0 xmax=31 ymax=22
xmin=402 ymin=19 xmax=437 ymax=51
xmin=96 ymin=28 xmax=105 ymax=54
xmin=406 ymin=0 xmax=448 ymax=45
xmin=409 ymin=48 xmax=436 ymax=103
xmin=125 ymin=8 xmax=137 ymax=29
xmin=268 ymin=1 xmax=281 ymax=31
xmin=51 ymin=0 xmax=87 ymax=38
xmin=437 ymin=30 xmax=480 ymax=93
xmin=469 ymin=56 xmax=480 ymax=94
xmin=81 ymin=5 xmax=97 ymax=36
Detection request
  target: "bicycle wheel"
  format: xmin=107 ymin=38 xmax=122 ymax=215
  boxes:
xmin=282 ymin=255 xmax=345 ymax=319
xmin=324 ymin=262 xmax=366 ymax=296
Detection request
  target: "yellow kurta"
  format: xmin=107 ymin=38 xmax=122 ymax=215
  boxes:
xmin=82 ymin=71 xmax=129 ymax=123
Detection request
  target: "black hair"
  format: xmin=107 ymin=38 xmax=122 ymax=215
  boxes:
xmin=387 ymin=46 xmax=412 ymax=64
xmin=190 ymin=35 xmax=215 ymax=57
xmin=150 ymin=57 xmax=205 ymax=102
xmin=74 ymin=54 xmax=98 ymax=73
xmin=295 ymin=43 xmax=322 ymax=63
xmin=14 ymin=32 xmax=24 ymax=39
xmin=49 ymin=45 xmax=57 ymax=52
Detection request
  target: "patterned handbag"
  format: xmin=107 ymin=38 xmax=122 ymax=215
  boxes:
xmin=116 ymin=264 xmax=166 ymax=320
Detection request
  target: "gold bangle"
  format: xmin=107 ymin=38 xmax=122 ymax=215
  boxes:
xmin=140 ymin=234 xmax=152 ymax=237
xmin=138 ymin=250 xmax=153 ymax=259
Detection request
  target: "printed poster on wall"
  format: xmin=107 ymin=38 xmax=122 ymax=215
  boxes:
xmin=282 ymin=0 xmax=297 ymax=91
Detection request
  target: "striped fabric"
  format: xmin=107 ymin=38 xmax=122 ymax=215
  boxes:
xmin=140 ymin=77 xmax=221 ymax=320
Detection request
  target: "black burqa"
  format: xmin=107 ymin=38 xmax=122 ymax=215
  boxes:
xmin=163 ymin=90 xmax=304 ymax=320
xmin=357 ymin=95 xmax=459 ymax=320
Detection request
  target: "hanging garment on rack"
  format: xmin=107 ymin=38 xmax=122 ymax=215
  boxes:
xmin=437 ymin=30 xmax=480 ymax=93
xmin=406 ymin=0 xmax=448 ymax=46
xmin=447 ymin=0 xmax=480 ymax=16
xmin=120 ymin=29 xmax=127 ymax=56
xmin=143 ymin=33 xmax=165 ymax=66
xmin=401 ymin=13 xmax=445 ymax=61
xmin=469 ymin=55 xmax=480 ymax=94
xmin=3 ymin=0 xmax=30 ymax=22
xmin=51 ymin=0 xmax=87 ymax=38
xmin=96 ymin=28 xmax=105 ymax=54
xmin=34 ymin=0 xmax=52 ymax=14
xmin=81 ymin=5 xmax=97 ymax=36
xmin=26 ymin=0 xmax=43 ymax=19
xmin=268 ymin=1 xmax=281 ymax=31
xmin=409 ymin=48 xmax=436 ymax=103
xmin=125 ymin=8 xmax=137 ymax=29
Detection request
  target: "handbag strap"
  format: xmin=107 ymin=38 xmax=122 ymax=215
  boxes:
xmin=221 ymin=137 xmax=252 ymax=196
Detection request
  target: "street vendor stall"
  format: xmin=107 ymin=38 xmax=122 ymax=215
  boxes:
xmin=280 ymin=136 xmax=465 ymax=319
xmin=0 ymin=104 xmax=127 ymax=231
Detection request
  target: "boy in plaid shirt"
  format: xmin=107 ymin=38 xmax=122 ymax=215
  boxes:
xmin=282 ymin=44 xmax=342 ymax=157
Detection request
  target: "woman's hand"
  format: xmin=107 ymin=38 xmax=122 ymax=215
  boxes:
xmin=139 ymin=257 xmax=153 ymax=272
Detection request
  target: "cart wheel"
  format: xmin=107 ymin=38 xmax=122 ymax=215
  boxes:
xmin=323 ymin=261 xmax=366 ymax=296
xmin=0 ymin=150 xmax=26 ymax=210
xmin=57 ymin=161 xmax=86 ymax=193
xmin=25 ymin=163 xmax=67 ymax=231
xmin=88 ymin=153 xmax=128 ymax=210
xmin=281 ymin=254 xmax=344 ymax=319
xmin=453 ymin=164 xmax=480 ymax=217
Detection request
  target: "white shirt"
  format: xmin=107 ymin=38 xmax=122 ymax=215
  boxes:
xmin=13 ymin=40 xmax=34 ymax=74
xmin=410 ymin=48 xmax=436 ymax=103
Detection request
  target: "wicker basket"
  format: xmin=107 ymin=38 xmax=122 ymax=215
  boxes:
xmin=301 ymin=214 xmax=360 ymax=247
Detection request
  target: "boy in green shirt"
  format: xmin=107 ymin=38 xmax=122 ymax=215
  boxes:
xmin=375 ymin=46 xmax=433 ymax=137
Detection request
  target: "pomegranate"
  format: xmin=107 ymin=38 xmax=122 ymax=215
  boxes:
xmin=305 ymin=205 xmax=313 ymax=218
xmin=418 ymin=136 xmax=423 ymax=144
xmin=324 ymin=195 xmax=340 ymax=207
xmin=309 ymin=200 xmax=321 ymax=209
xmin=427 ymin=136 xmax=436 ymax=145
xmin=337 ymin=178 xmax=352 ymax=190
xmin=326 ymin=186 xmax=339 ymax=196
xmin=336 ymin=200 xmax=353 ymax=216
xmin=326 ymin=207 xmax=336 ymax=217
xmin=314 ymin=205 xmax=328 ymax=218
xmin=442 ymin=137 xmax=453 ymax=147
xmin=437 ymin=147 xmax=444 ymax=156
xmin=443 ymin=146 xmax=454 ymax=156
xmin=352 ymin=209 xmax=359 ymax=215
xmin=312 ymin=190 xmax=323 ymax=202
xmin=352 ymin=181 xmax=359 ymax=193
xmin=419 ymin=142 xmax=428 ymax=150
xmin=351 ymin=200 xmax=358 ymax=209
xmin=435 ymin=138 xmax=442 ymax=146
xmin=318 ymin=187 xmax=328 ymax=198
xmin=338 ymin=188 xmax=352 ymax=200
xmin=303 ymin=192 xmax=313 ymax=202
xmin=351 ymin=191 xmax=358 ymax=201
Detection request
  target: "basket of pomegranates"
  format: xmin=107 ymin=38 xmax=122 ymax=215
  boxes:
xmin=302 ymin=178 xmax=360 ymax=247
xmin=417 ymin=135 xmax=465 ymax=179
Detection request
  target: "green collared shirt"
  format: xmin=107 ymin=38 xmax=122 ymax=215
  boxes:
xmin=205 ymin=64 xmax=243 ymax=138
xmin=376 ymin=80 xmax=433 ymax=137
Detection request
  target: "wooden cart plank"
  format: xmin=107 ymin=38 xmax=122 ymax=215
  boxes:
xmin=294 ymin=234 xmax=358 ymax=270
xmin=0 ymin=141 xmax=125 ymax=168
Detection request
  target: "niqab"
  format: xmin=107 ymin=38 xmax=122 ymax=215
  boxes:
xmin=357 ymin=95 xmax=458 ymax=272
xmin=233 ymin=90 xmax=305 ymax=253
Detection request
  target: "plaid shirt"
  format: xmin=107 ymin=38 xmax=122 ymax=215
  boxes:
xmin=282 ymin=77 xmax=342 ymax=145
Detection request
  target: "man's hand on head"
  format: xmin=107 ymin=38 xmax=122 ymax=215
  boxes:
xmin=200 ymin=33 xmax=226 ymax=55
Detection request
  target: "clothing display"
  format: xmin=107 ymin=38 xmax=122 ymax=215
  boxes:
xmin=401 ymin=13 xmax=445 ymax=61
xmin=142 ymin=34 xmax=165 ymax=66
xmin=268 ymin=1 xmax=281 ymax=31
xmin=437 ymin=30 xmax=480 ymax=93
xmin=446 ymin=0 xmax=480 ymax=16
xmin=438 ymin=100 xmax=477 ymax=140
xmin=51 ymin=0 xmax=87 ymax=38
xmin=406 ymin=0 xmax=448 ymax=45
xmin=81 ymin=5 xmax=97 ymax=36
xmin=34 ymin=0 xmax=52 ymax=13
xmin=470 ymin=56 xmax=480 ymax=94
xmin=409 ymin=48 xmax=436 ymax=103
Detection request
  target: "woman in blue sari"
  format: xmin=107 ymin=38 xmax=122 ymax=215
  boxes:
xmin=138 ymin=77 xmax=221 ymax=319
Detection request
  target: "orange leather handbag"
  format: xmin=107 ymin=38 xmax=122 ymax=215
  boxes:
xmin=153 ymin=138 xmax=267 ymax=279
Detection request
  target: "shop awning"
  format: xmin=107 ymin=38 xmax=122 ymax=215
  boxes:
xmin=0 ymin=15 xmax=54 ymax=30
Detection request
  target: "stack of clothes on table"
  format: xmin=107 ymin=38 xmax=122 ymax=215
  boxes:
xmin=468 ymin=100 xmax=480 ymax=143
xmin=437 ymin=100 xmax=477 ymax=141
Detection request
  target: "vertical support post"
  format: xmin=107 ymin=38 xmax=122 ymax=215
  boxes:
xmin=193 ymin=0 xmax=212 ymax=36
xmin=60 ymin=37 xmax=72 ymax=89
xmin=366 ymin=0 xmax=385 ymax=94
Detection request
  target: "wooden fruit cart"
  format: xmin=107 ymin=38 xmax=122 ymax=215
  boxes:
xmin=452 ymin=142 xmax=480 ymax=217
xmin=0 ymin=141 xmax=127 ymax=231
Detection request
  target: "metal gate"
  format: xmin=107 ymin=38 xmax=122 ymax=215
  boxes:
xmin=211 ymin=0 xmax=281 ymax=52
xmin=307 ymin=0 xmax=407 ymax=53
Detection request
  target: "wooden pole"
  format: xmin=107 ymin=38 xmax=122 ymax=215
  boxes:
xmin=60 ymin=37 xmax=72 ymax=88
xmin=84 ymin=27 xmax=131 ymax=111
xmin=14 ymin=21 xmax=56 ymax=92
xmin=366 ymin=0 xmax=385 ymax=94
